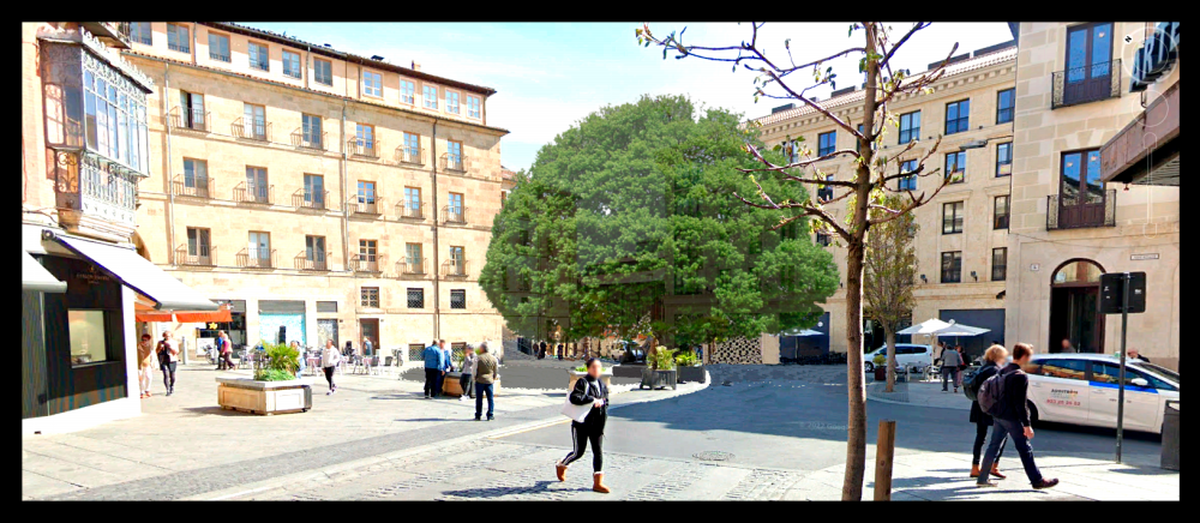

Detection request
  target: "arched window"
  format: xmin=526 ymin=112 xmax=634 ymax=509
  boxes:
xmin=1051 ymin=258 xmax=1104 ymax=285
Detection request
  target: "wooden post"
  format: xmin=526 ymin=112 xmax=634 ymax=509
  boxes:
xmin=874 ymin=420 xmax=896 ymax=501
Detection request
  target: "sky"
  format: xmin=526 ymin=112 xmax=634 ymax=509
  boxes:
xmin=245 ymin=22 xmax=1015 ymax=173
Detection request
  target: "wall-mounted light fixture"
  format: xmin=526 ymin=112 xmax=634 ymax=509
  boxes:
xmin=971 ymin=271 xmax=978 ymax=282
xmin=920 ymin=274 xmax=928 ymax=284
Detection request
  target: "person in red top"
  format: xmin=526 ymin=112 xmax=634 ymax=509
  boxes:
xmin=156 ymin=331 xmax=180 ymax=396
xmin=216 ymin=331 xmax=236 ymax=370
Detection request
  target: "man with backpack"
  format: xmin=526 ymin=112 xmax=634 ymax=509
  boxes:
xmin=976 ymin=342 xmax=1059 ymax=490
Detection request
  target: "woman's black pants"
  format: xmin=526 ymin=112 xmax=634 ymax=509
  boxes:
xmin=560 ymin=421 xmax=604 ymax=473
xmin=973 ymin=419 xmax=1005 ymax=465
xmin=324 ymin=366 xmax=336 ymax=389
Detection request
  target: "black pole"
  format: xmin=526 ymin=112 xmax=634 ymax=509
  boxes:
xmin=1116 ymin=272 xmax=1129 ymax=464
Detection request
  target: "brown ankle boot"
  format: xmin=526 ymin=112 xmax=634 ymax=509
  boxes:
xmin=556 ymin=463 xmax=567 ymax=482
xmin=592 ymin=472 xmax=610 ymax=493
xmin=970 ymin=465 xmax=981 ymax=478
xmin=990 ymin=463 xmax=1006 ymax=479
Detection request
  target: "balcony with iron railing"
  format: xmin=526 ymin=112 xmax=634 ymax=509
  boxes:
xmin=352 ymin=198 xmax=382 ymax=216
xmin=292 ymin=189 xmax=329 ymax=210
xmin=441 ymin=205 xmax=468 ymax=225
xmin=1052 ymin=59 xmax=1122 ymax=109
xmin=351 ymin=254 xmax=384 ymax=274
xmin=291 ymin=129 xmax=326 ymax=151
xmin=398 ymin=258 xmax=427 ymax=278
xmin=175 ymin=244 xmax=216 ymax=267
xmin=232 ymin=117 xmax=271 ymax=141
xmin=86 ymin=22 xmax=132 ymax=48
xmin=348 ymin=139 xmax=379 ymax=159
xmin=442 ymin=259 xmax=468 ymax=279
xmin=237 ymin=248 xmax=276 ymax=269
xmin=294 ymin=251 xmax=330 ymax=271
xmin=169 ymin=106 xmax=209 ymax=133
xmin=233 ymin=182 xmax=273 ymax=205
xmin=440 ymin=154 xmax=467 ymax=173
xmin=397 ymin=200 xmax=425 ymax=220
xmin=1046 ymin=189 xmax=1116 ymax=230
xmin=172 ymin=174 xmax=214 ymax=199
xmin=396 ymin=147 xmax=426 ymax=165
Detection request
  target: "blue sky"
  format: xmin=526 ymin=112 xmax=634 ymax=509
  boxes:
xmin=245 ymin=22 xmax=1014 ymax=173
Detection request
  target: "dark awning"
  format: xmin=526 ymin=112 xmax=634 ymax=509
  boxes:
xmin=22 ymin=251 xmax=67 ymax=293
xmin=47 ymin=231 xmax=219 ymax=311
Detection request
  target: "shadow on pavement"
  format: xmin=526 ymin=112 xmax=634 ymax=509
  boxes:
xmin=439 ymin=480 xmax=586 ymax=499
xmin=181 ymin=406 xmax=247 ymax=417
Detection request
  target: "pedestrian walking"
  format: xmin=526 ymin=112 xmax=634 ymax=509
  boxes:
xmin=217 ymin=331 xmax=236 ymax=370
xmin=969 ymin=344 xmax=1008 ymax=480
xmin=155 ymin=331 xmax=179 ymax=396
xmin=940 ymin=342 xmax=963 ymax=393
xmin=438 ymin=340 xmax=452 ymax=396
xmin=557 ymin=343 xmax=564 ymax=360
xmin=555 ymin=358 xmax=611 ymax=494
xmin=977 ymin=343 xmax=1059 ymax=490
xmin=955 ymin=345 xmax=967 ymax=388
xmin=473 ymin=342 xmax=499 ymax=421
xmin=423 ymin=341 xmax=445 ymax=399
xmin=296 ymin=341 xmax=307 ymax=378
xmin=137 ymin=333 xmax=154 ymax=398
xmin=459 ymin=343 xmax=478 ymax=402
xmin=321 ymin=339 xmax=341 ymax=394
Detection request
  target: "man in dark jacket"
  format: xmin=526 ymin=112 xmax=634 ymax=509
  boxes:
xmin=977 ymin=343 xmax=1059 ymax=490
xmin=556 ymin=358 xmax=610 ymax=494
xmin=423 ymin=341 xmax=445 ymax=399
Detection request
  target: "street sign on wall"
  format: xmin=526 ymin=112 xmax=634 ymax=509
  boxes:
xmin=1100 ymin=272 xmax=1146 ymax=314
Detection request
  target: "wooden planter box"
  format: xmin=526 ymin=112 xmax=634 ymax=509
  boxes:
xmin=216 ymin=377 xmax=312 ymax=415
xmin=612 ymin=363 xmax=645 ymax=378
xmin=568 ymin=370 xmax=613 ymax=392
xmin=640 ymin=368 xmax=677 ymax=390
xmin=677 ymin=365 xmax=706 ymax=384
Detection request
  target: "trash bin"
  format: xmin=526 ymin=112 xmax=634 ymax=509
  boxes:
xmin=1162 ymin=400 xmax=1179 ymax=471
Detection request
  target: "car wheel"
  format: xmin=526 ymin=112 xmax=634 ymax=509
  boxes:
xmin=1028 ymin=402 xmax=1039 ymax=426
xmin=865 ymin=362 xmax=875 ymax=372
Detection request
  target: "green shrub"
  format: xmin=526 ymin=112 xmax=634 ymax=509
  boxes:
xmin=674 ymin=351 xmax=699 ymax=367
xmin=652 ymin=348 xmax=676 ymax=370
xmin=253 ymin=368 xmax=297 ymax=382
xmin=575 ymin=365 xmax=605 ymax=373
xmin=254 ymin=342 xmax=300 ymax=380
xmin=873 ymin=353 xmax=887 ymax=365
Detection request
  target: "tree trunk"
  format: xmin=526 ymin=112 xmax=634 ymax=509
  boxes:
xmin=884 ymin=325 xmax=897 ymax=393
xmin=842 ymin=240 xmax=869 ymax=501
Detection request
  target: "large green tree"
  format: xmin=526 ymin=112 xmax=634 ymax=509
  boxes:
xmin=480 ymin=95 xmax=838 ymax=354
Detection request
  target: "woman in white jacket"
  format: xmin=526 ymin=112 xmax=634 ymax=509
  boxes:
xmin=321 ymin=339 xmax=341 ymax=395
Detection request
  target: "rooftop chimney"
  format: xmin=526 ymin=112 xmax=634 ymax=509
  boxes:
xmin=411 ymin=61 xmax=421 ymax=71
xmin=371 ymin=55 xmax=385 ymax=61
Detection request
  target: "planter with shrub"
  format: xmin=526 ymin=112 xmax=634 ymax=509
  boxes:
xmin=674 ymin=351 xmax=706 ymax=384
xmin=217 ymin=342 xmax=312 ymax=415
xmin=640 ymin=348 xmax=677 ymax=390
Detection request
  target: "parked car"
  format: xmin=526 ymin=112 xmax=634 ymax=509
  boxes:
xmin=1023 ymin=353 xmax=1179 ymax=435
xmin=863 ymin=343 xmax=933 ymax=373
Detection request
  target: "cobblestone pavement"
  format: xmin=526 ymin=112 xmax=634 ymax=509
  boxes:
xmin=236 ymin=439 xmax=810 ymax=501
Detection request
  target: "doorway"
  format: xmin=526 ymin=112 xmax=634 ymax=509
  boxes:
xmin=1048 ymin=259 xmax=1105 ymax=353
xmin=359 ymin=319 xmax=379 ymax=355
xmin=317 ymin=319 xmax=339 ymax=349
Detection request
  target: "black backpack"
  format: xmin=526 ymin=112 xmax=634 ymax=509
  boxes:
xmin=976 ymin=368 xmax=1012 ymax=417
xmin=962 ymin=365 xmax=994 ymax=402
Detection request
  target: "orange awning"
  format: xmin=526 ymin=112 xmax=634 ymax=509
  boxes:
xmin=175 ymin=309 xmax=232 ymax=323
xmin=133 ymin=296 xmax=233 ymax=323
xmin=136 ymin=311 xmax=175 ymax=322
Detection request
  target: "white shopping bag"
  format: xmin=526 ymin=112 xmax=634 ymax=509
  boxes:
xmin=560 ymin=395 xmax=592 ymax=423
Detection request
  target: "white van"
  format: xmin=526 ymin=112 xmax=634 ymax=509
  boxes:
xmin=864 ymin=343 xmax=933 ymax=372
xmin=1025 ymin=353 xmax=1179 ymax=434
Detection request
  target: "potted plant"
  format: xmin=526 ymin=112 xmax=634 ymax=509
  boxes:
xmin=217 ymin=342 xmax=313 ymax=415
xmin=568 ymin=363 xmax=613 ymax=391
xmin=640 ymin=348 xmax=677 ymax=390
xmin=872 ymin=353 xmax=888 ymax=381
xmin=675 ymin=350 xmax=705 ymax=384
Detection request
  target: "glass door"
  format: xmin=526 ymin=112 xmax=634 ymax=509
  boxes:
xmin=1058 ymin=150 xmax=1105 ymax=228
xmin=1064 ymin=23 xmax=1113 ymax=104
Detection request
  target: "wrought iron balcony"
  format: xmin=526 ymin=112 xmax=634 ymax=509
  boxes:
xmin=348 ymin=139 xmax=379 ymax=158
xmin=352 ymin=198 xmax=382 ymax=215
xmin=175 ymin=244 xmax=216 ymax=267
xmin=234 ymin=183 xmax=273 ymax=205
xmin=1047 ymin=189 xmax=1116 ymax=230
xmin=442 ymin=260 xmax=468 ymax=278
xmin=84 ymin=22 xmax=132 ymax=49
xmin=172 ymin=174 xmax=214 ymax=199
xmin=351 ymin=254 xmax=383 ymax=274
xmin=294 ymin=252 xmax=330 ymax=271
xmin=398 ymin=200 xmax=425 ymax=220
xmin=398 ymin=258 xmax=427 ymax=276
xmin=441 ymin=205 xmax=467 ymax=225
xmin=237 ymin=248 xmax=275 ymax=269
xmin=291 ymin=129 xmax=326 ymax=151
xmin=396 ymin=147 xmax=425 ymax=165
xmin=232 ymin=117 xmax=271 ymax=141
xmin=1052 ymin=59 xmax=1122 ymax=109
xmin=440 ymin=154 xmax=467 ymax=172
xmin=170 ymin=107 xmax=209 ymax=133
xmin=292 ymin=190 xmax=328 ymax=210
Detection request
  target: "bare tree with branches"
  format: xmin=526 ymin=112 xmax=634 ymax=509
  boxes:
xmin=637 ymin=21 xmax=962 ymax=500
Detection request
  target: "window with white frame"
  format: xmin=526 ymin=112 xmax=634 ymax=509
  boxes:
xmin=423 ymin=85 xmax=438 ymax=109
xmin=167 ymin=23 xmax=189 ymax=53
xmin=208 ymin=32 xmax=230 ymax=62
xmin=400 ymin=79 xmax=415 ymax=104
xmin=446 ymin=90 xmax=460 ymax=114
xmin=283 ymin=50 xmax=302 ymax=79
xmin=248 ymin=42 xmax=269 ymax=71
xmin=363 ymin=70 xmax=382 ymax=98
xmin=313 ymin=58 xmax=333 ymax=86
xmin=467 ymin=95 xmax=481 ymax=119
xmin=129 ymin=22 xmax=152 ymax=45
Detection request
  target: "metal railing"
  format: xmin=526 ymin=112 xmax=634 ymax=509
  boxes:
xmin=291 ymin=129 xmax=326 ymax=151
xmin=172 ymin=175 xmax=214 ymax=199
xmin=440 ymin=154 xmax=467 ymax=172
xmin=1046 ymin=189 xmax=1116 ymax=230
xmin=396 ymin=147 xmax=425 ymax=165
xmin=237 ymin=248 xmax=276 ymax=269
xmin=348 ymin=139 xmax=379 ymax=158
xmin=234 ymin=182 xmax=273 ymax=205
xmin=169 ymin=107 xmax=209 ymax=133
xmin=442 ymin=259 xmax=468 ymax=278
xmin=441 ymin=205 xmax=467 ymax=225
xmin=294 ymin=252 xmax=330 ymax=271
xmin=398 ymin=258 xmax=427 ymax=276
xmin=175 ymin=244 xmax=216 ymax=267
xmin=352 ymin=198 xmax=382 ymax=215
xmin=351 ymin=254 xmax=383 ymax=273
xmin=398 ymin=200 xmax=425 ymax=220
xmin=209 ymin=50 xmax=231 ymax=62
xmin=292 ymin=190 xmax=329 ymax=210
xmin=232 ymin=117 xmax=270 ymax=141
xmin=1052 ymin=59 xmax=1122 ymax=109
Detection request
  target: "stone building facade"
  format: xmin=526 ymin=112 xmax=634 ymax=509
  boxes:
xmin=121 ymin=22 xmax=510 ymax=358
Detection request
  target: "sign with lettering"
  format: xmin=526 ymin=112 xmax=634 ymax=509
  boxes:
xmin=1130 ymin=253 xmax=1160 ymax=261
xmin=1030 ymin=263 xmax=1040 ymax=272
xmin=1130 ymin=22 xmax=1180 ymax=92
xmin=74 ymin=265 xmax=112 ymax=285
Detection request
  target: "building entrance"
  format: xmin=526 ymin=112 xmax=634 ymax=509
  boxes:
xmin=1048 ymin=259 xmax=1106 ymax=353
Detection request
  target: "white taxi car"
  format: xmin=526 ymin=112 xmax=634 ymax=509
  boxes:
xmin=1024 ymin=353 xmax=1179 ymax=434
